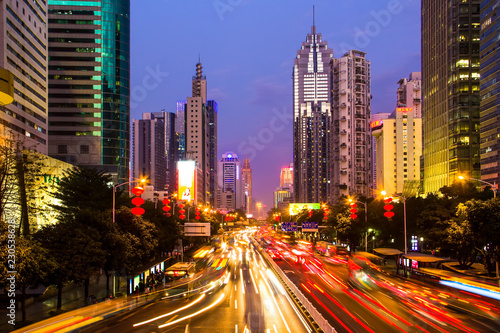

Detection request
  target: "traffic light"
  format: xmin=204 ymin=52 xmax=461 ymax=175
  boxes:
xmin=178 ymin=203 xmax=186 ymax=220
xmin=131 ymin=186 xmax=145 ymax=216
xmin=349 ymin=202 xmax=358 ymax=219
xmin=383 ymin=197 xmax=394 ymax=219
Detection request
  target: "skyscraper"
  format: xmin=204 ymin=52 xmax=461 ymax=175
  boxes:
xmin=280 ymin=163 xmax=293 ymax=188
xmin=422 ymin=0 xmax=481 ymax=194
xmin=132 ymin=111 xmax=177 ymax=192
xmin=331 ymin=50 xmax=372 ymax=200
xmin=242 ymin=158 xmax=252 ymax=215
xmin=217 ymin=152 xmax=244 ymax=211
xmin=370 ymin=112 xmax=391 ymax=194
xmin=47 ymin=0 xmax=130 ymax=184
xmin=275 ymin=163 xmax=293 ymax=211
xmin=293 ymin=18 xmax=333 ymax=203
xmin=480 ymin=0 xmax=500 ymax=189
xmin=185 ymin=62 xmax=217 ymax=206
xmin=0 ymin=0 xmax=48 ymax=153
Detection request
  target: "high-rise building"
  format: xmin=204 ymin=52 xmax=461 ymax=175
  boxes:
xmin=422 ymin=0 xmax=481 ymax=194
xmin=372 ymin=73 xmax=422 ymax=195
xmin=0 ymin=0 xmax=48 ymax=152
xmin=217 ymin=152 xmax=244 ymax=211
xmin=176 ymin=100 xmax=186 ymax=161
xmin=184 ymin=62 xmax=217 ymax=206
xmin=242 ymin=158 xmax=252 ymax=215
xmin=331 ymin=50 xmax=372 ymax=200
xmin=47 ymin=0 xmax=130 ymax=184
xmin=132 ymin=111 xmax=177 ymax=192
xmin=293 ymin=20 xmax=333 ymax=203
xmin=280 ymin=163 xmax=293 ymax=188
xmin=370 ymin=112 xmax=391 ymax=194
xmin=480 ymin=0 xmax=500 ymax=189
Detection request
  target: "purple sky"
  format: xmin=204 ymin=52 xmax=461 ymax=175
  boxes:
xmin=130 ymin=0 xmax=421 ymax=213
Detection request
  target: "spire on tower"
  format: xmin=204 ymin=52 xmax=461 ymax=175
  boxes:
xmin=312 ymin=5 xmax=316 ymax=35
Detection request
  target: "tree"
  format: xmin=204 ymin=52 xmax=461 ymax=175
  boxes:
xmin=114 ymin=206 xmax=158 ymax=275
xmin=50 ymin=166 xmax=113 ymax=221
xmin=446 ymin=203 xmax=478 ymax=269
xmin=142 ymin=200 xmax=181 ymax=256
xmin=35 ymin=222 xmax=105 ymax=310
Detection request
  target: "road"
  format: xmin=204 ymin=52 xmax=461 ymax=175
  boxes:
xmin=81 ymin=242 xmax=313 ymax=333
xmin=272 ymin=244 xmax=500 ymax=333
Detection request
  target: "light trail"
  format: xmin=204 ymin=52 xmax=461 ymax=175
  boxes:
xmin=260 ymin=269 xmax=291 ymax=332
xmin=158 ymin=293 xmax=225 ymax=328
xmin=133 ymin=294 xmax=205 ymax=327
xmin=240 ymin=268 xmax=245 ymax=294
xmin=249 ymin=268 xmax=259 ymax=294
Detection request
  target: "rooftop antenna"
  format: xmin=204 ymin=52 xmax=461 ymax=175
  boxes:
xmin=312 ymin=5 xmax=316 ymax=34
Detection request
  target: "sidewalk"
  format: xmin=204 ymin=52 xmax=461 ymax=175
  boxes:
xmin=0 ymin=273 xmax=123 ymax=332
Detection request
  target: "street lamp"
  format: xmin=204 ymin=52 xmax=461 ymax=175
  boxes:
xmin=381 ymin=190 xmax=408 ymax=255
xmin=348 ymin=198 xmax=368 ymax=251
xmin=113 ymin=178 xmax=146 ymax=223
xmin=458 ymin=175 xmax=496 ymax=198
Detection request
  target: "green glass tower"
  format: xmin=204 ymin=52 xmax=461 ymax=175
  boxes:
xmin=47 ymin=0 xmax=130 ymax=184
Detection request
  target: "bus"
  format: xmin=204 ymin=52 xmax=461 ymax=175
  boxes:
xmin=165 ymin=262 xmax=196 ymax=281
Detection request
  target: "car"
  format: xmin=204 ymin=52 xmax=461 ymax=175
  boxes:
xmin=266 ymin=247 xmax=283 ymax=260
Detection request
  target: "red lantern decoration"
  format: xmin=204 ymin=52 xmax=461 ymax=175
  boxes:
xmin=131 ymin=197 xmax=145 ymax=206
xmin=179 ymin=214 xmax=186 ymax=219
xmin=178 ymin=204 xmax=185 ymax=209
xmin=384 ymin=211 xmax=395 ymax=218
xmin=179 ymin=209 xmax=185 ymax=214
xmin=195 ymin=216 xmax=201 ymax=220
xmin=349 ymin=203 xmax=358 ymax=219
xmin=163 ymin=206 xmax=171 ymax=212
xmin=383 ymin=197 xmax=394 ymax=219
xmin=350 ymin=214 xmax=358 ymax=219
xmin=131 ymin=186 xmax=144 ymax=196
xmin=131 ymin=207 xmax=145 ymax=215
xmin=162 ymin=198 xmax=170 ymax=205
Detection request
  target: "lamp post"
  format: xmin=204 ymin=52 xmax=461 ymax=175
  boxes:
xmin=113 ymin=178 xmax=146 ymax=223
xmin=381 ymin=191 xmax=407 ymax=255
xmin=458 ymin=175 xmax=496 ymax=198
xmin=348 ymin=198 xmax=368 ymax=251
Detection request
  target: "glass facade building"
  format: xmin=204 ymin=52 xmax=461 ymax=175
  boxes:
xmin=480 ymin=0 xmax=500 ymax=189
xmin=421 ymin=0 xmax=481 ymax=194
xmin=47 ymin=0 xmax=130 ymax=184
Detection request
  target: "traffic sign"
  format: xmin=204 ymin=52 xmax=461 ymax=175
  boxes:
xmin=281 ymin=222 xmax=297 ymax=232
xmin=302 ymin=222 xmax=318 ymax=232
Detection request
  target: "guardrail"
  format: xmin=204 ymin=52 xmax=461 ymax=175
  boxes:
xmin=253 ymin=238 xmax=336 ymax=333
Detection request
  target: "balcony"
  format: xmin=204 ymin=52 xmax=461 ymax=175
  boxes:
xmin=340 ymin=116 xmax=347 ymax=122
xmin=341 ymin=103 xmax=347 ymax=108
xmin=341 ymin=130 xmax=347 ymax=135
xmin=355 ymin=127 xmax=363 ymax=132
xmin=355 ymin=112 xmax=365 ymax=118
xmin=340 ymin=143 xmax=347 ymax=148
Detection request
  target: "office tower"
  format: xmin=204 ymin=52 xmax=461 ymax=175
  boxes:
xmin=185 ymin=62 xmax=217 ymax=206
xmin=422 ymin=0 xmax=481 ymax=194
xmin=176 ymin=100 xmax=186 ymax=161
xmin=331 ymin=50 xmax=372 ymax=200
xmin=217 ymin=152 xmax=244 ymax=211
xmin=480 ymin=0 xmax=500 ymax=189
xmin=206 ymin=100 xmax=217 ymax=207
xmin=132 ymin=111 xmax=177 ymax=192
xmin=371 ymin=112 xmax=391 ymax=194
xmin=372 ymin=73 xmax=422 ymax=195
xmin=242 ymin=158 xmax=252 ymax=215
xmin=293 ymin=19 xmax=333 ymax=203
xmin=47 ymin=0 xmax=131 ymax=184
xmin=0 ymin=1 xmax=48 ymax=153
xmin=280 ymin=163 xmax=293 ymax=188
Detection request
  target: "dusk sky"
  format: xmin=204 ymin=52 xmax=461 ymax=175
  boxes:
xmin=130 ymin=0 xmax=421 ymax=213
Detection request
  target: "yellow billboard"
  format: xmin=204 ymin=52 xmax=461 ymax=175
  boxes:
xmin=177 ymin=161 xmax=196 ymax=202
xmin=289 ymin=203 xmax=320 ymax=216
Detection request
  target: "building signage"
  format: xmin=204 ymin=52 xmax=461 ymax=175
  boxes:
xmin=281 ymin=222 xmax=298 ymax=232
xmin=289 ymin=203 xmax=320 ymax=216
xmin=177 ymin=161 xmax=196 ymax=202
xmin=396 ymin=107 xmax=413 ymax=112
xmin=302 ymin=222 xmax=319 ymax=232
xmin=184 ymin=223 xmax=211 ymax=236
xmin=370 ymin=120 xmax=383 ymax=129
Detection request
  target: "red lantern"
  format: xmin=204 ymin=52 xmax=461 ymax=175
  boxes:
xmin=195 ymin=216 xmax=201 ymax=220
xmin=131 ymin=197 xmax=145 ymax=206
xmin=350 ymin=214 xmax=358 ymax=219
xmin=179 ymin=214 xmax=186 ymax=219
xmin=162 ymin=198 xmax=170 ymax=205
xmin=131 ymin=186 xmax=144 ymax=196
xmin=179 ymin=209 xmax=185 ymax=214
xmin=163 ymin=206 xmax=171 ymax=212
xmin=384 ymin=211 xmax=395 ymax=218
xmin=178 ymin=204 xmax=185 ymax=209
xmin=131 ymin=207 xmax=145 ymax=215
xmin=349 ymin=203 xmax=358 ymax=219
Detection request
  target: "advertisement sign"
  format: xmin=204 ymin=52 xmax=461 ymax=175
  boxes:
xmin=289 ymin=203 xmax=320 ymax=216
xmin=184 ymin=223 xmax=211 ymax=236
xmin=281 ymin=222 xmax=298 ymax=232
xmin=177 ymin=161 xmax=196 ymax=202
xmin=302 ymin=222 xmax=319 ymax=232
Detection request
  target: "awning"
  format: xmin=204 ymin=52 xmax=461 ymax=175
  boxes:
xmin=373 ymin=248 xmax=403 ymax=256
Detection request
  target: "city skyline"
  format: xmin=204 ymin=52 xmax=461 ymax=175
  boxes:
xmin=130 ymin=1 xmax=421 ymax=210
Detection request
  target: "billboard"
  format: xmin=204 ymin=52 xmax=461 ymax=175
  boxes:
xmin=289 ymin=203 xmax=321 ymax=216
xmin=177 ymin=161 xmax=196 ymax=202
xmin=184 ymin=223 xmax=211 ymax=236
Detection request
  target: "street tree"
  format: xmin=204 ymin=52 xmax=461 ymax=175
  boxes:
xmin=446 ymin=203 xmax=478 ymax=269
